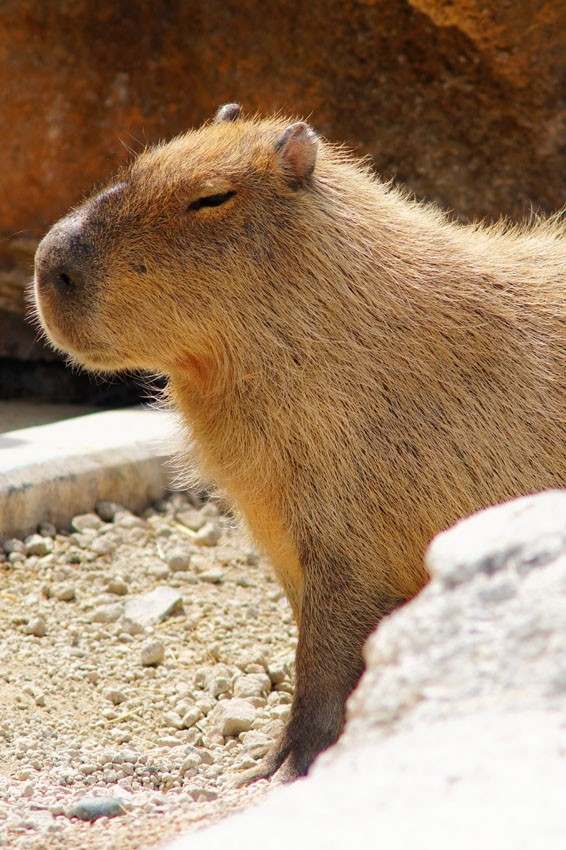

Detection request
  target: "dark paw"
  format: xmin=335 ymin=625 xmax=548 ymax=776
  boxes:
xmin=227 ymin=734 xmax=325 ymax=787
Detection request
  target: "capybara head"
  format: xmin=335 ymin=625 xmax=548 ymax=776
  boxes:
xmin=34 ymin=104 xmax=323 ymax=377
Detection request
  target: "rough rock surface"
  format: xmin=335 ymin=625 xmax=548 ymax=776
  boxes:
xmin=1 ymin=1 xmax=563 ymax=373
xmin=163 ymin=490 xmax=566 ymax=850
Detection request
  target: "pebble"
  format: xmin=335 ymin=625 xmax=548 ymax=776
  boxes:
xmin=165 ymin=549 xmax=191 ymax=572
xmin=24 ymin=535 xmax=54 ymax=557
xmin=209 ymin=675 xmax=232 ymax=698
xmin=234 ymin=674 xmax=271 ymax=699
xmin=235 ymin=574 xmax=256 ymax=587
xmin=164 ymin=712 xmax=184 ymax=730
xmin=24 ymin=617 xmax=47 ymax=637
xmin=199 ymin=568 xmax=224 ymax=584
xmin=267 ymin=660 xmax=290 ymax=685
xmin=188 ymin=787 xmax=219 ymax=802
xmin=193 ymin=522 xmax=222 ymax=547
xmin=91 ymin=602 xmax=124 ymax=623
xmin=140 ymin=638 xmax=165 ymax=667
xmin=114 ymin=511 xmax=146 ymax=530
xmin=8 ymin=551 xmax=25 ymax=564
xmin=71 ymin=513 xmax=103 ymax=533
xmin=66 ymin=797 xmax=126 ymax=821
xmin=180 ymin=707 xmax=201 ymax=729
xmin=90 ymin=536 xmax=118 ymax=556
xmin=124 ymin=586 xmax=183 ymax=627
xmin=104 ymin=689 xmax=127 ymax=705
xmin=106 ymin=577 xmax=129 ymax=595
xmin=3 ymin=539 xmax=25 ymax=555
xmin=51 ymin=583 xmax=76 ymax=602
xmin=210 ymin=699 xmax=256 ymax=737
xmin=96 ymin=501 xmax=124 ymax=522
xmin=176 ymin=510 xmax=208 ymax=532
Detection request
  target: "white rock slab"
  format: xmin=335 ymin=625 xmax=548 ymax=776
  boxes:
xmin=0 ymin=408 xmax=180 ymax=539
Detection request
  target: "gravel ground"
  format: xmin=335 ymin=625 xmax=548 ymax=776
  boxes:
xmin=0 ymin=492 xmax=297 ymax=849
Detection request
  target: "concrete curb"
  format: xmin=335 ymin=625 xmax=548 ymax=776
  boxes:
xmin=0 ymin=408 xmax=179 ymax=541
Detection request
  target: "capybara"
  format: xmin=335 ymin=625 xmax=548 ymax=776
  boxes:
xmin=33 ymin=104 xmax=566 ymax=782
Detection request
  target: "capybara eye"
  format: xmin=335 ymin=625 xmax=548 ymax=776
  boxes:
xmin=187 ymin=190 xmax=236 ymax=212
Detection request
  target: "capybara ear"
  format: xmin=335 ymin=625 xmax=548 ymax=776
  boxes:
xmin=274 ymin=122 xmax=318 ymax=183
xmin=214 ymin=103 xmax=243 ymax=123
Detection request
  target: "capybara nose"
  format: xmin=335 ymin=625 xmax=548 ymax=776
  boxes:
xmin=35 ymin=260 xmax=80 ymax=297
xmin=34 ymin=217 xmax=92 ymax=300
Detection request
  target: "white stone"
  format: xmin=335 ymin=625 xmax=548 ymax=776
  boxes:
xmin=166 ymin=549 xmax=191 ymax=572
xmin=181 ymin=708 xmax=202 ymax=729
xmin=24 ymin=617 xmax=46 ymax=637
xmin=90 ymin=536 xmax=118 ymax=556
xmin=24 ymin=534 xmax=54 ymax=557
xmin=193 ymin=522 xmax=222 ymax=547
xmin=140 ymin=638 xmax=165 ymax=667
xmin=124 ymin=586 xmax=183 ymax=627
xmin=234 ymin=674 xmax=271 ymax=699
xmin=51 ymin=582 xmax=76 ymax=602
xmin=91 ymin=603 xmax=124 ymax=624
xmin=71 ymin=513 xmax=103 ymax=533
xmin=210 ymin=699 xmax=256 ymax=737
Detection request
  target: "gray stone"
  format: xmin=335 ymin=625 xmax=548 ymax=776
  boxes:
xmin=3 ymin=538 xmax=25 ymax=555
xmin=66 ymin=797 xmax=126 ymax=821
xmin=96 ymin=501 xmax=124 ymax=522
xmin=124 ymin=586 xmax=183 ymax=627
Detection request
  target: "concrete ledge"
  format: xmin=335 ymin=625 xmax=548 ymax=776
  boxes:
xmin=0 ymin=408 xmax=179 ymax=540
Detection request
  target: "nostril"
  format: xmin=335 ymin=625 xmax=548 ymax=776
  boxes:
xmin=56 ymin=271 xmax=76 ymax=295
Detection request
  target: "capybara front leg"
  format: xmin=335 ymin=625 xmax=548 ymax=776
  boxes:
xmin=237 ymin=560 xmax=394 ymax=784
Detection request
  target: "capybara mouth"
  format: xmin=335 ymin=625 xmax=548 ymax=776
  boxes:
xmin=35 ymin=305 xmax=124 ymax=372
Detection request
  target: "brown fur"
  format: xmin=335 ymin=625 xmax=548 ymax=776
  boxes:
xmin=33 ymin=106 xmax=566 ymax=782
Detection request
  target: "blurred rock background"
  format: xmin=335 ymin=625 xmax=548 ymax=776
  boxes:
xmin=1 ymin=0 xmax=564 ymax=402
